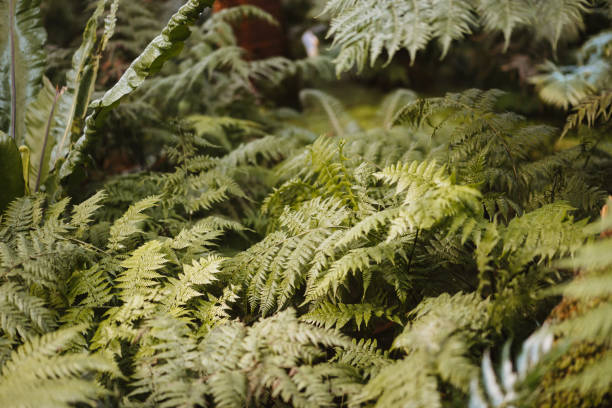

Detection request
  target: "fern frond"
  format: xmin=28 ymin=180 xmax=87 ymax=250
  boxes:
xmin=375 ymin=160 xmax=482 ymax=239
xmin=323 ymin=0 xmax=594 ymax=72
xmin=130 ymin=314 xmax=206 ymax=408
xmin=563 ymin=90 xmax=612 ymax=136
xmin=302 ymin=301 xmax=398 ymax=330
xmin=393 ymin=292 xmax=490 ymax=353
xmin=477 ymin=0 xmax=532 ymax=51
xmin=354 ymin=353 xmax=442 ymax=408
xmin=501 ymin=202 xmax=587 ymax=262
xmin=529 ymin=61 xmax=599 ymax=109
xmin=0 ymin=325 xmax=116 ymax=408
xmin=532 ymin=0 xmax=590 ymax=53
xmin=116 ymin=240 xmax=167 ymax=298
xmin=227 ymin=197 xmax=350 ymax=315
xmin=0 ymin=282 xmax=56 ymax=340
xmin=199 ymin=309 xmax=358 ymax=407
xmin=433 ymin=0 xmax=477 ymax=58
xmin=332 ymin=338 xmax=391 ymax=379
xmin=356 ymin=293 xmax=490 ymax=407
xmin=107 ymin=195 xmax=160 ymax=251
xmin=70 ymin=190 xmax=107 ymax=236
xmin=165 ymin=254 xmax=225 ymax=310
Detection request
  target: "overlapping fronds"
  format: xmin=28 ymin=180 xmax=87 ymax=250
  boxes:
xmin=322 ymin=0 xmax=592 ymax=73
xmin=354 ymin=292 xmax=491 ymax=407
xmin=0 ymin=325 xmax=117 ymax=408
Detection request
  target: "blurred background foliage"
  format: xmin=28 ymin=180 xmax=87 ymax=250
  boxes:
xmin=39 ymin=0 xmax=611 ymax=178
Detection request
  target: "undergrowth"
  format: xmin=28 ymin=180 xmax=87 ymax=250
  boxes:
xmin=0 ymin=0 xmax=611 ymax=407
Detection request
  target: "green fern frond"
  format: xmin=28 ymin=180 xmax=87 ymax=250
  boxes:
xmin=116 ymin=240 xmax=167 ymax=298
xmin=563 ymin=90 xmax=612 ymax=136
xmin=70 ymin=190 xmax=107 ymax=236
xmin=165 ymin=254 xmax=225 ymax=310
xmin=332 ymin=338 xmax=391 ymax=379
xmin=354 ymin=353 xmax=443 ymax=408
xmin=356 ymin=293 xmax=490 ymax=407
xmin=393 ymin=292 xmax=490 ymax=353
xmin=198 ymin=309 xmax=358 ymax=407
xmin=529 ymin=61 xmax=599 ymax=109
xmin=0 ymin=282 xmax=56 ymax=340
xmin=375 ymin=160 xmax=482 ymax=239
xmin=532 ymin=0 xmax=590 ymax=54
xmin=107 ymin=195 xmax=160 ymax=251
xmin=323 ymin=0 xmax=594 ymax=72
xmin=433 ymin=0 xmax=477 ymax=59
xmin=129 ymin=314 xmax=206 ymax=408
xmin=302 ymin=301 xmax=398 ymax=330
xmin=0 ymin=325 xmax=117 ymax=408
xmin=227 ymin=197 xmax=350 ymax=315
xmin=306 ymin=240 xmax=404 ymax=302
xmin=64 ymin=264 xmax=113 ymax=327
xmin=477 ymin=0 xmax=532 ymax=51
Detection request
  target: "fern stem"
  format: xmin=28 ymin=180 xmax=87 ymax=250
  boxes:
xmin=407 ymin=228 xmax=420 ymax=272
xmin=60 ymin=236 xmax=109 ymax=256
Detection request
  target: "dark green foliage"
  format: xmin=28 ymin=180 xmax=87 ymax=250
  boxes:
xmin=0 ymin=0 xmax=611 ymax=407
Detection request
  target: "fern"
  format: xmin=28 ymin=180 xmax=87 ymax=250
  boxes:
xmin=196 ymin=309 xmax=359 ymax=408
xmin=0 ymin=325 xmax=117 ymax=408
xmin=355 ymin=292 xmax=491 ymax=407
xmin=3 ymin=10 xmax=612 ymax=402
xmin=302 ymin=302 xmax=399 ymax=330
xmin=0 ymin=195 xmax=103 ymax=341
xmin=129 ymin=315 xmax=207 ymax=408
xmin=107 ymin=195 xmax=160 ymax=251
xmin=393 ymin=88 xmax=607 ymax=215
xmin=563 ymin=90 xmax=612 ymax=136
xmin=544 ymin=200 xmax=612 ymax=398
xmin=323 ymin=0 xmax=594 ymax=73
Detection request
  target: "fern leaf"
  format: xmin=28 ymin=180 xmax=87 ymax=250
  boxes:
xmin=116 ymin=240 xmax=167 ymax=298
xmin=107 ymin=195 xmax=160 ymax=251
xmin=0 ymin=325 xmax=116 ymax=408
xmin=70 ymin=190 xmax=107 ymax=235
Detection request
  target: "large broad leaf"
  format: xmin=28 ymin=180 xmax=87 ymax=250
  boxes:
xmin=24 ymin=76 xmax=62 ymax=192
xmin=58 ymin=0 xmax=215 ymax=180
xmin=0 ymin=0 xmax=46 ymax=145
xmin=50 ymin=0 xmax=119 ymax=169
xmin=0 ymin=130 xmax=25 ymax=212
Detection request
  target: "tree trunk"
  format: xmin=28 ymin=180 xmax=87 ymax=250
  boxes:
xmin=213 ymin=0 xmax=286 ymax=59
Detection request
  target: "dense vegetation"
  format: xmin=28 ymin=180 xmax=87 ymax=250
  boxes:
xmin=1 ymin=0 xmax=611 ymax=407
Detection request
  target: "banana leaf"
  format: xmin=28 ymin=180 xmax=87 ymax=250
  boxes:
xmin=0 ymin=0 xmax=46 ymax=145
